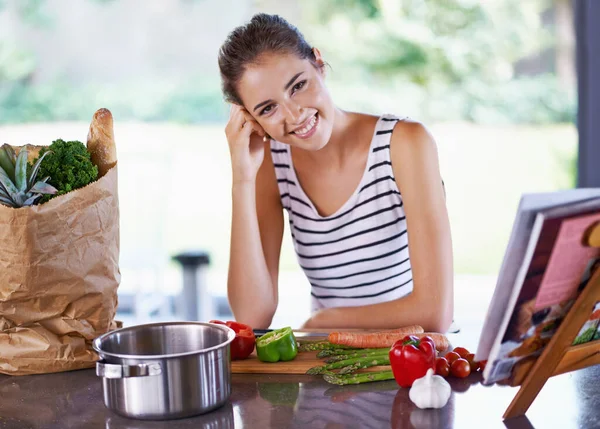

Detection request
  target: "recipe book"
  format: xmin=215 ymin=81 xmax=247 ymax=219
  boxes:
xmin=475 ymin=189 xmax=600 ymax=385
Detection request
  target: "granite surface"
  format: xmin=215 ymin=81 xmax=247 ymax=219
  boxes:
xmin=0 ymin=347 xmax=599 ymax=429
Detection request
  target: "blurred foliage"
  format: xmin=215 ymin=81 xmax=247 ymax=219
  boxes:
xmin=0 ymin=0 xmax=576 ymax=125
xmin=0 ymin=0 xmax=228 ymax=124
xmin=0 ymin=0 xmax=42 ymax=86
xmin=0 ymin=79 xmax=228 ymax=124
xmin=300 ymin=0 xmax=575 ymax=124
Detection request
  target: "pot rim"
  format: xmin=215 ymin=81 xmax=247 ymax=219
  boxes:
xmin=92 ymin=321 xmax=236 ymax=361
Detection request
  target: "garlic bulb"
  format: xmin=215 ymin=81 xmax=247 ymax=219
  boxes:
xmin=409 ymin=368 xmax=451 ymax=409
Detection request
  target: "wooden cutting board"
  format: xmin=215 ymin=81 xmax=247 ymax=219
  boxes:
xmin=231 ymin=331 xmax=391 ymax=375
xmin=231 ymin=350 xmax=391 ymax=375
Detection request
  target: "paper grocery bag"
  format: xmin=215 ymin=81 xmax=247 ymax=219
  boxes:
xmin=0 ymin=164 xmax=120 ymax=375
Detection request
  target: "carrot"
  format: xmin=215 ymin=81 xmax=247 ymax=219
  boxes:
xmin=328 ymin=328 xmax=449 ymax=351
xmin=328 ymin=325 xmax=424 ymax=349
xmin=379 ymin=325 xmax=424 ymax=334
xmin=412 ymin=333 xmax=450 ymax=352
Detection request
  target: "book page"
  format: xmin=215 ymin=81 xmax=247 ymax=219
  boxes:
xmin=534 ymin=212 xmax=600 ymax=310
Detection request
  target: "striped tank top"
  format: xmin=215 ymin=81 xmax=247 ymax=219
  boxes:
xmin=270 ymin=114 xmax=413 ymax=310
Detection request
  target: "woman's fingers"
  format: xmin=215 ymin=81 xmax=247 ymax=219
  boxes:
xmin=245 ymin=112 xmax=268 ymax=138
xmin=225 ymin=105 xmax=266 ymax=183
xmin=227 ymin=105 xmax=247 ymax=132
xmin=240 ymin=120 xmax=265 ymax=139
xmin=226 ymin=105 xmax=266 ymax=143
xmin=240 ymin=110 xmax=266 ymax=137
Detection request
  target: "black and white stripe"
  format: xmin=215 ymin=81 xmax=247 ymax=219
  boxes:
xmin=270 ymin=114 xmax=413 ymax=310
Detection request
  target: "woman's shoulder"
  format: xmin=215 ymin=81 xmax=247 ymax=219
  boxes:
xmin=350 ymin=112 xmax=400 ymax=135
xmin=386 ymin=118 xmax=439 ymax=181
xmin=353 ymin=112 xmax=426 ymax=130
xmin=386 ymin=116 xmax=435 ymax=151
xmin=349 ymin=113 xmax=435 ymax=153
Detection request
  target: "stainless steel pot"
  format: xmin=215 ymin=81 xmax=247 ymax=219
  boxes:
xmin=93 ymin=321 xmax=235 ymax=420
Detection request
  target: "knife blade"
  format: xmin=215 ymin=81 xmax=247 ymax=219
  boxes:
xmin=254 ymin=325 xmax=460 ymax=337
xmin=253 ymin=329 xmax=329 ymax=338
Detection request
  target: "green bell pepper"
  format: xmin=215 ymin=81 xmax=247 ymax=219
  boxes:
xmin=256 ymin=327 xmax=298 ymax=362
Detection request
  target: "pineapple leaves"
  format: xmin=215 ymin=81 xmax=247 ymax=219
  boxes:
xmin=0 ymin=150 xmax=57 ymax=208
xmin=28 ymin=151 xmax=52 ymax=189
xmin=0 ymin=144 xmax=16 ymax=181
xmin=0 ymin=165 xmax=19 ymax=196
xmin=30 ymin=181 xmax=58 ymax=195
xmin=3 ymin=144 xmax=17 ymax=165
xmin=22 ymin=195 xmax=41 ymax=206
xmin=0 ymin=180 xmax=10 ymax=199
xmin=14 ymin=149 xmax=28 ymax=192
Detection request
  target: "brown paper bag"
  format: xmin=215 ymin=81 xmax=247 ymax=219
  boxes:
xmin=0 ymin=163 xmax=120 ymax=375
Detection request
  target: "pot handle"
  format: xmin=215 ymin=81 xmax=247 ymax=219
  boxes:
xmin=96 ymin=361 xmax=162 ymax=379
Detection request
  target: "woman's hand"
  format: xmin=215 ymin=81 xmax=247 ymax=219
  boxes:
xmin=225 ymin=105 xmax=268 ymax=185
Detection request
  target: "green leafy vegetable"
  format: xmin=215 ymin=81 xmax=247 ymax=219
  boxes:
xmin=34 ymin=139 xmax=98 ymax=202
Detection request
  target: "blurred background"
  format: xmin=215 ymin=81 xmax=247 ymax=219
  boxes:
xmin=0 ymin=0 xmax=579 ymax=330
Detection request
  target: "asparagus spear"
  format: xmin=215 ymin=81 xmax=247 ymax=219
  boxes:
xmin=323 ymin=370 xmax=395 ymax=385
xmin=324 ymin=349 xmax=390 ymax=363
xmin=338 ymin=356 xmax=391 ymax=374
xmin=298 ymin=341 xmax=356 ymax=352
xmin=317 ymin=347 xmax=388 ymax=358
xmin=306 ymin=354 xmax=390 ymax=375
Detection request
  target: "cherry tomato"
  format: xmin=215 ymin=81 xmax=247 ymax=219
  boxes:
xmin=445 ymin=351 xmax=461 ymax=365
xmin=465 ymin=353 xmax=477 ymax=371
xmin=478 ymin=360 xmax=488 ymax=371
xmin=451 ymin=358 xmax=471 ymax=378
xmin=435 ymin=357 xmax=450 ymax=378
xmin=452 ymin=347 xmax=471 ymax=359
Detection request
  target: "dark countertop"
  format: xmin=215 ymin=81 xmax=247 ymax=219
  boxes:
xmin=1 ymin=330 xmax=599 ymax=429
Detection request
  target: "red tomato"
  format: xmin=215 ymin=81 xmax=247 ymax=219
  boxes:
xmin=210 ymin=320 xmax=255 ymax=360
xmin=465 ymin=353 xmax=477 ymax=371
xmin=435 ymin=357 xmax=450 ymax=378
xmin=478 ymin=360 xmax=488 ymax=372
xmin=452 ymin=347 xmax=471 ymax=359
xmin=445 ymin=351 xmax=461 ymax=365
xmin=451 ymin=358 xmax=471 ymax=378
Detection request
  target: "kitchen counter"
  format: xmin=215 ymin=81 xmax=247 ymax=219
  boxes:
xmin=1 ymin=333 xmax=599 ymax=429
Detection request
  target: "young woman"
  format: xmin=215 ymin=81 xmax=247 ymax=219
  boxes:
xmin=218 ymin=13 xmax=454 ymax=331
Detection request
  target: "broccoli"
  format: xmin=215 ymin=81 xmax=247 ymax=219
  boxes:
xmin=34 ymin=139 xmax=98 ymax=202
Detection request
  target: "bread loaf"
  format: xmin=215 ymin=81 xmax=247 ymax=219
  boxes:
xmin=87 ymin=108 xmax=117 ymax=177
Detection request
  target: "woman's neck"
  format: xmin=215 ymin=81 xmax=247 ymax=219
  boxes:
xmin=298 ymin=107 xmax=361 ymax=169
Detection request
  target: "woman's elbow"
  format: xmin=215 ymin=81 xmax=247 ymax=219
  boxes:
xmin=428 ymin=304 xmax=454 ymax=333
xmin=229 ymin=302 xmax=276 ymax=329
xmin=429 ymin=314 xmax=452 ymax=333
xmin=238 ymin=313 xmax=274 ymax=330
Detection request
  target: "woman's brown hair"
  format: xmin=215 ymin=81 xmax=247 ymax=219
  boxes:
xmin=218 ymin=13 xmax=320 ymax=105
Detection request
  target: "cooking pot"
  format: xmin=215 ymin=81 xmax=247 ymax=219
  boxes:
xmin=93 ymin=321 xmax=235 ymax=420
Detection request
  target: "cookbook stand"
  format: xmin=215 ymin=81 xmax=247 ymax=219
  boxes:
xmin=503 ymin=222 xmax=600 ymax=419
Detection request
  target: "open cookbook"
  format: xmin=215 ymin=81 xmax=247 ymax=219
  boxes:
xmin=475 ymin=188 xmax=600 ymax=385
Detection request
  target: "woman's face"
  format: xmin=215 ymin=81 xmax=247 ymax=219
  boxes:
xmin=236 ymin=50 xmax=335 ymax=151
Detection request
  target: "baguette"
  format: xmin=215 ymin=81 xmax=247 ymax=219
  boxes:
xmin=86 ymin=108 xmax=117 ymax=177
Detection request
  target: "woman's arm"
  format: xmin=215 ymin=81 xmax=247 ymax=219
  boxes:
xmin=227 ymin=138 xmax=285 ymax=328
xmin=302 ymin=121 xmax=454 ymax=332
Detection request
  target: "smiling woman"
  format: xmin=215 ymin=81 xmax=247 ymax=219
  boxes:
xmin=217 ymin=13 xmax=454 ymax=332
